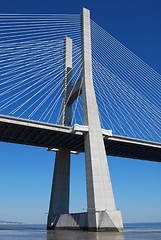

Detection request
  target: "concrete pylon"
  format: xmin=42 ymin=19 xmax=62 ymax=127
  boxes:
xmin=60 ymin=37 xmax=72 ymax=126
xmin=47 ymin=37 xmax=72 ymax=228
xmin=47 ymin=9 xmax=123 ymax=232
xmin=81 ymin=8 xmax=123 ymax=232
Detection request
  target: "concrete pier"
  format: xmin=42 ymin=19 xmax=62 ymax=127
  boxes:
xmin=47 ymin=211 xmax=123 ymax=231
xmin=81 ymin=8 xmax=123 ymax=231
xmin=48 ymin=8 xmax=123 ymax=232
xmin=47 ymin=37 xmax=72 ymax=228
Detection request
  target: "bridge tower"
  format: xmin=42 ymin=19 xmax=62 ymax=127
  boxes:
xmin=47 ymin=8 xmax=123 ymax=232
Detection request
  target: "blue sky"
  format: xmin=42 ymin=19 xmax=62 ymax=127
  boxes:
xmin=0 ymin=0 xmax=161 ymax=224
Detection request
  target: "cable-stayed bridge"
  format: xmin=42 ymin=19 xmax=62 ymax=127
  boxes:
xmin=0 ymin=8 xmax=160 ymax=232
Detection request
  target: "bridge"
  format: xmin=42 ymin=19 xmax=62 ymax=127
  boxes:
xmin=0 ymin=8 xmax=160 ymax=232
xmin=0 ymin=114 xmax=161 ymax=162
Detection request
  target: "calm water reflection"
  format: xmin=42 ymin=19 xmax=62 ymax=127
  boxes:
xmin=1 ymin=223 xmax=161 ymax=240
xmin=47 ymin=230 xmax=124 ymax=240
xmin=0 ymin=229 xmax=161 ymax=240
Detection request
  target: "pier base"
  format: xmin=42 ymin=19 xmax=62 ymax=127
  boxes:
xmin=47 ymin=210 xmax=123 ymax=232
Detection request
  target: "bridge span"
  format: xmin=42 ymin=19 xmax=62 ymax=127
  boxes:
xmin=0 ymin=114 xmax=160 ymax=162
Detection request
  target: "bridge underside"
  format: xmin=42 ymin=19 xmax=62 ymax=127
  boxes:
xmin=0 ymin=115 xmax=161 ymax=162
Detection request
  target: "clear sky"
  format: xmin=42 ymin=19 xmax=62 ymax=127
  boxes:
xmin=0 ymin=0 xmax=161 ymax=224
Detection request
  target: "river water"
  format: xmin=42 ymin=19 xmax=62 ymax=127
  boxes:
xmin=0 ymin=222 xmax=161 ymax=240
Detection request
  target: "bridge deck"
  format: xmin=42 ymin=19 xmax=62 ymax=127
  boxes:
xmin=0 ymin=115 xmax=161 ymax=162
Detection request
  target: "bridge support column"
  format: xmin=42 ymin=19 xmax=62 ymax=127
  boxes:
xmin=47 ymin=37 xmax=72 ymax=229
xmin=81 ymin=8 xmax=123 ymax=232
xmin=47 ymin=8 xmax=123 ymax=232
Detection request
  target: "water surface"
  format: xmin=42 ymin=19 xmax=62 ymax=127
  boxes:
xmin=0 ymin=222 xmax=161 ymax=240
